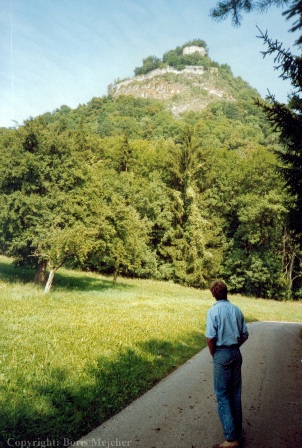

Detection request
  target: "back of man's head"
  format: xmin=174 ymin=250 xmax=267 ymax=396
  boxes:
xmin=210 ymin=280 xmax=228 ymax=301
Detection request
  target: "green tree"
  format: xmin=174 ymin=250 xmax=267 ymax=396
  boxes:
xmin=118 ymin=135 xmax=135 ymax=173
xmin=225 ymin=191 xmax=287 ymax=297
xmin=134 ymin=55 xmax=162 ymax=76
xmin=101 ymin=194 xmax=153 ymax=281
xmin=37 ymin=224 xmax=95 ymax=292
xmin=205 ymin=139 xmax=290 ymax=297
xmin=0 ymin=119 xmax=99 ymax=289
xmin=211 ymin=0 xmax=302 ymax=295
xmin=159 ymin=124 xmax=225 ymax=286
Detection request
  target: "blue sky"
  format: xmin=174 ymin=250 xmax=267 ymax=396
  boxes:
xmin=0 ymin=0 xmax=299 ymax=128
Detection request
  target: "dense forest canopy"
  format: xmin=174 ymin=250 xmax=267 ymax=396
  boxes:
xmin=0 ymin=39 xmax=301 ymax=298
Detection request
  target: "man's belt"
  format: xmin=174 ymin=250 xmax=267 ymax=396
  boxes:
xmin=216 ymin=344 xmax=239 ymax=349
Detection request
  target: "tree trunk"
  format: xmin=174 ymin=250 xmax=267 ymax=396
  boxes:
xmin=35 ymin=259 xmax=47 ymax=285
xmin=44 ymin=267 xmax=56 ymax=293
xmin=286 ymin=250 xmax=295 ymax=298
xmin=113 ymin=269 xmax=118 ymax=283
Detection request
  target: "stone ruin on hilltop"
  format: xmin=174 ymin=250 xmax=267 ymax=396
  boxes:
xmin=182 ymin=45 xmax=207 ymax=56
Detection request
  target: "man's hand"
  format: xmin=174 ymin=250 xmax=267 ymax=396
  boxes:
xmin=207 ymin=337 xmax=216 ymax=356
xmin=238 ymin=333 xmax=249 ymax=347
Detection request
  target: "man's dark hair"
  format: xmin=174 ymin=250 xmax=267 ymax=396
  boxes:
xmin=210 ymin=280 xmax=228 ymax=300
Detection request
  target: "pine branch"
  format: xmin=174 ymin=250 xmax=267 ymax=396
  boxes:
xmin=210 ymin=1 xmax=289 ymax=25
xmin=210 ymin=1 xmax=253 ymax=26
xmin=256 ymin=0 xmax=290 ymax=14
xmin=257 ymin=26 xmax=302 ymax=88
xmin=283 ymin=0 xmax=302 ymax=44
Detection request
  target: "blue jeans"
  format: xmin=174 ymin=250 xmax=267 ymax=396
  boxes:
xmin=213 ymin=348 xmax=243 ymax=441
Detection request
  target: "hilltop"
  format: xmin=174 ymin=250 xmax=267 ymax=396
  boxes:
xmin=27 ymin=38 xmax=263 ymax=131
xmin=107 ymin=40 xmax=259 ymax=115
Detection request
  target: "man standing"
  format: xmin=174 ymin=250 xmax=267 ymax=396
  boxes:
xmin=206 ymin=280 xmax=249 ymax=448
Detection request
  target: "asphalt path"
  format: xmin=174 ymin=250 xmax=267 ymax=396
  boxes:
xmin=77 ymin=321 xmax=302 ymax=448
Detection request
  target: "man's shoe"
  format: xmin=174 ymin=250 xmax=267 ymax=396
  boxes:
xmin=212 ymin=441 xmax=239 ymax=448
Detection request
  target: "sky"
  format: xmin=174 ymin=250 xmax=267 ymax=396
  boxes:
xmin=0 ymin=0 xmax=299 ymax=128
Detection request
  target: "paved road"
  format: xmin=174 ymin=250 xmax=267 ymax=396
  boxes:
xmin=77 ymin=322 xmax=302 ymax=448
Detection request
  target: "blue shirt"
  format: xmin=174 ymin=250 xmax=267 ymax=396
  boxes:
xmin=206 ymin=300 xmax=248 ymax=346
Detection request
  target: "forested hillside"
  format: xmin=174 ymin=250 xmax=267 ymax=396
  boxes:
xmin=0 ymin=40 xmax=300 ymax=298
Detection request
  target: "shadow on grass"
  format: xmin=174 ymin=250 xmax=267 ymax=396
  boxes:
xmin=0 ymin=259 xmax=36 ymax=284
xmin=0 ymin=258 xmax=132 ymax=292
xmin=0 ymin=333 xmax=206 ymax=447
xmin=53 ymin=271 xmax=133 ymax=293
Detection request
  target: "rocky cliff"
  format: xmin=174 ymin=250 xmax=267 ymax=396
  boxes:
xmin=108 ymin=65 xmax=234 ymax=116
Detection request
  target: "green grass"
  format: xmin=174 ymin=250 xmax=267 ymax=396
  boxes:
xmin=0 ymin=255 xmax=301 ymax=445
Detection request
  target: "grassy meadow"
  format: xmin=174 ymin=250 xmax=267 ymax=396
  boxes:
xmin=0 ymin=255 xmax=301 ymax=445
